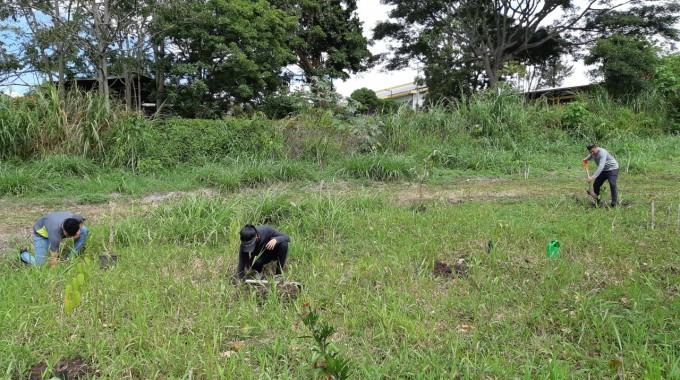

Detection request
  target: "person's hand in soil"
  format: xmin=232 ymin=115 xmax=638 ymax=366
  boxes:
xmin=265 ymin=239 xmax=278 ymax=250
xmin=49 ymin=251 xmax=60 ymax=268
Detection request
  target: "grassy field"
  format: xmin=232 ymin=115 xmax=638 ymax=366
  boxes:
xmin=1 ymin=141 xmax=679 ymax=379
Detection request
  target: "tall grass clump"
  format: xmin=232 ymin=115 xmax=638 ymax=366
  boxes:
xmin=0 ymin=95 xmax=34 ymax=160
xmin=114 ymin=196 xmax=239 ymax=247
xmin=452 ymin=87 xmax=536 ymax=139
xmin=102 ymin=113 xmax=153 ymax=170
xmin=194 ymin=159 xmax=315 ymax=190
xmin=0 ymin=85 xmax=124 ymax=160
xmin=281 ymin=111 xmax=364 ymax=166
xmin=193 ymin=164 xmax=243 ymax=191
xmin=28 ymin=154 xmax=99 ymax=177
xmin=559 ymin=87 xmax=677 ymax=141
xmin=239 ymin=159 xmax=313 ymax=186
xmin=142 ymin=117 xmax=284 ymax=168
xmin=340 ymin=154 xmax=415 ymax=181
xmin=434 ymin=144 xmax=518 ymax=172
xmin=379 ymin=105 xmax=461 ymax=153
xmin=59 ymin=88 xmax=118 ymax=156
xmin=0 ymin=165 xmax=37 ymax=195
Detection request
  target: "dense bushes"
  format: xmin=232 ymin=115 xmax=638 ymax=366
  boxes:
xmin=140 ymin=117 xmax=282 ymax=167
xmin=2 ymin=82 xmax=678 ymax=179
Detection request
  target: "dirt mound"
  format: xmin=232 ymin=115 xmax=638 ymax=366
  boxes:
xmin=27 ymin=356 xmax=98 ymax=380
xmin=433 ymin=258 xmax=468 ymax=279
xmin=277 ymin=282 xmax=301 ymax=302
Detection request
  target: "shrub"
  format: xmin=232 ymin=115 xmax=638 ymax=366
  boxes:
xmin=143 ymin=117 xmax=283 ymax=167
xmin=0 ymin=167 xmax=35 ymax=196
xmin=30 ymin=155 xmax=99 ymax=177
xmin=340 ymin=154 xmax=415 ymax=181
xmin=258 ymin=91 xmax=309 ymax=119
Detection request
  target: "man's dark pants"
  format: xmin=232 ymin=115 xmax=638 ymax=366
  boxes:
xmin=251 ymin=242 xmax=289 ymax=275
xmin=593 ymin=169 xmax=619 ymax=205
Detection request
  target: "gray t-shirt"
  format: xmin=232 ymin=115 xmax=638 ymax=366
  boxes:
xmin=586 ymin=147 xmax=619 ymax=178
xmin=33 ymin=211 xmax=84 ymax=252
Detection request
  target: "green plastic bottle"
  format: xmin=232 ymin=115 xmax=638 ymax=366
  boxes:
xmin=546 ymin=240 xmax=560 ymax=259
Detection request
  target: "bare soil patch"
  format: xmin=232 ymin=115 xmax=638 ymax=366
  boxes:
xmin=433 ymin=256 xmax=469 ymax=279
xmin=26 ymin=356 xmax=98 ymax=380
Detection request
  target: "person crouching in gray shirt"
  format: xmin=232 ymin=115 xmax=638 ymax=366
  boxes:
xmin=582 ymin=144 xmax=619 ymax=207
xmin=20 ymin=211 xmax=88 ymax=267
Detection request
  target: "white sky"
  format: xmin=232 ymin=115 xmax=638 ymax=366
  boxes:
xmin=332 ymin=0 xmax=592 ymax=97
xmin=332 ymin=0 xmax=420 ymax=97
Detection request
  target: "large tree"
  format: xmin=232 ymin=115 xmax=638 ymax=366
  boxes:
xmin=581 ymin=3 xmax=679 ymax=98
xmin=0 ymin=0 xmax=86 ymax=97
xmin=157 ymin=0 xmax=297 ymax=118
xmin=0 ymin=29 xmax=22 ymax=85
xmin=0 ymin=4 xmax=23 ymax=85
xmin=270 ymin=0 xmax=371 ymax=82
xmin=584 ymin=34 xmax=659 ymax=99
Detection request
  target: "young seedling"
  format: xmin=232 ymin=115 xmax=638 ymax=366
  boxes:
xmin=300 ymin=306 xmax=351 ymax=380
xmin=63 ymin=257 xmax=93 ymax=315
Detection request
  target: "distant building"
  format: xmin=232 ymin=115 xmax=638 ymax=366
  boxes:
xmin=523 ymin=83 xmax=598 ymax=105
xmin=61 ymin=73 xmax=156 ymax=114
xmin=374 ymin=82 xmax=428 ymax=109
xmin=374 ymin=81 xmax=597 ymax=108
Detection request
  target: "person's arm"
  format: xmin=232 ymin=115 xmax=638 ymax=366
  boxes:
xmin=591 ymin=152 xmax=608 ymax=178
xmin=48 ymin=234 xmax=62 ymax=267
xmin=582 ymin=153 xmax=592 ymax=164
xmin=261 ymin=227 xmax=290 ymax=250
xmin=271 ymin=230 xmax=290 ymax=243
xmin=263 ymin=226 xmax=290 ymax=243
xmin=235 ymin=249 xmax=251 ymax=279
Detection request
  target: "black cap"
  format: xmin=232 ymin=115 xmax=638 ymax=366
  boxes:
xmin=240 ymin=225 xmax=257 ymax=253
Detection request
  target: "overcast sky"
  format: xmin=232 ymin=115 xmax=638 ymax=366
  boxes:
xmin=333 ymin=0 xmax=592 ymax=97
xmin=332 ymin=0 xmax=420 ymax=97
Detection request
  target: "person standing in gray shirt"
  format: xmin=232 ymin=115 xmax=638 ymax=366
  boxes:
xmin=20 ymin=211 xmax=89 ymax=267
xmin=582 ymin=144 xmax=620 ymax=207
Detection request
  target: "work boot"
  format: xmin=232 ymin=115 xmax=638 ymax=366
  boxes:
xmin=273 ymin=274 xmax=284 ymax=283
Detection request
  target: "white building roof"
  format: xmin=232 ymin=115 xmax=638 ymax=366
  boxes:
xmin=374 ymin=82 xmax=428 ymax=99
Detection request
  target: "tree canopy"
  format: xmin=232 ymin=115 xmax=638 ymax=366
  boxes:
xmin=270 ymin=0 xmax=372 ymax=82
xmin=157 ymin=0 xmax=297 ymax=117
xmin=0 ymin=0 xmax=372 ymax=117
xmin=374 ymin=0 xmax=680 ymax=101
xmin=1 ymin=0 xmax=678 ymax=110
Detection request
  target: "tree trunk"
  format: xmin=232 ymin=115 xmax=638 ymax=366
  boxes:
xmin=92 ymin=0 xmax=110 ymax=101
xmin=57 ymin=42 xmax=66 ymax=100
xmin=54 ymin=0 xmax=66 ymax=100
xmin=153 ymin=42 xmax=165 ymax=111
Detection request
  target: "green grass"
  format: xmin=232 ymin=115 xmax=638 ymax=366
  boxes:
xmin=1 ymin=91 xmax=680 ymax=378
xmin=1 ymin=160 xmax=679 ymax=378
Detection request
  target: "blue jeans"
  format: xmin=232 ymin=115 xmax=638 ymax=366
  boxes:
xmin=20 ymin=226 xmax=89 ymax=266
